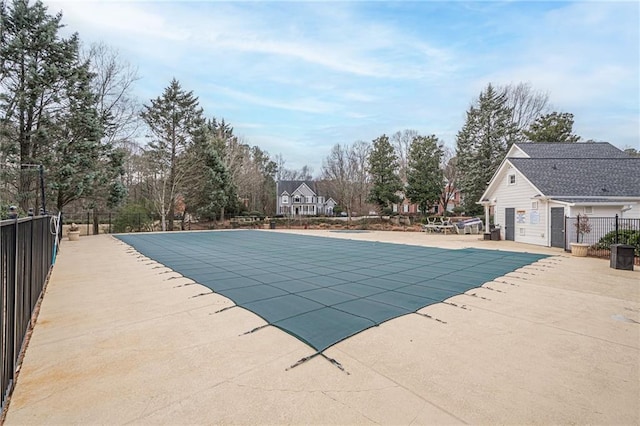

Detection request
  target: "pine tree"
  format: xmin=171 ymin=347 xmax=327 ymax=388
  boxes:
xmin=456 ymin=84 xmax=517 ymax=215
xmin=183 ymin=131 xmax=236 ymax=221
xmin=1 ymin=0 xmax=123 ymax=213
xmin=405 ymin=135 xmax=444 ymax=214
xmin=49 ymin=62 xmax=105 ymax=210
xmin=367 ymin=134 xmax=402 ymax=212
xmin=523 ymin=112 xmax=581 ymax=143
xmin=140 ymin=78 xmax=204 ymax=230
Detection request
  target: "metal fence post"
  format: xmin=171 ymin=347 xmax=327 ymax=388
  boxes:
xmin=86 ymin=212 xmax=90 ymax=236
xmin=109 ymin=213 xmax=112 ymax=234
xmin=615 ymin=214 xmax=619 ymax=245
xmin=12 ymin=217 xmax=19 ymax=388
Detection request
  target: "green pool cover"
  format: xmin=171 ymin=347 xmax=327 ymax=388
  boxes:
xmin=116 ymin=231 xmax=547 ymax=352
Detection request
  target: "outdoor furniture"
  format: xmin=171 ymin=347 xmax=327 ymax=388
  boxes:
xmin=438 ymin=218 xmax=455 ymax=234
xmin=422 ymin=217 xmax=439 ymax=233
xmin=456 ymin=217 xmax=484 ymax=234
xmin=423 ymin=217 xmax=456 ymax=234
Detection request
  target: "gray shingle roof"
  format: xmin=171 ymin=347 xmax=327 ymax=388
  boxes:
xmin=516 ymin=142 xmax=629 ymax=159
xmin=277 ymin=180 xmax=317 ymax=196
xmin=510 ymin=158 xmax=640 ymax=197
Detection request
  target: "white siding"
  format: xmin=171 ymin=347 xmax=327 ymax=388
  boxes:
xmin=293 ymin=184 xmax=315 ymax=197
xmin=566 ymin=205 xmax=638 ymax=218
xmin=506 ymin=145 xmax=529 ymax=158
xmin=490 ymin=165 xmax=548 ymax=246
xmin=624 ymin=205 xmax=640 ymax=218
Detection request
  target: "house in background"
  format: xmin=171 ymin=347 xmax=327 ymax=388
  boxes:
xmin=438 ymin=181 xmax=463 ymax=214
xmin=479 ymin=142 xmax=640 ymax=248
xmin=276 ymin=180 xmax=336 ymax=216
xmin=393 ymin=182 xmax=463 ymax=215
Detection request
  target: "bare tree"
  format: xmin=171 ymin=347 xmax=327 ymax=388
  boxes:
xmin=391 ymin=129 xmax=418 ymax=183
xmin=350 ymin=140 xmax=371 ymax=213
xmin=439 ymin=146 xmax=459 ymax=214
xmin=84 ymin=42 xmax=140 ymax=230
xmin=275 ymin=154 xmax=314 ymax=181
xmin=321 ymin=140 xmax=370 ymax=219
xmin=501 ymin=82 xmax=550 ymax=141
xmin=85 ymin=42 xmax=140 ymax=145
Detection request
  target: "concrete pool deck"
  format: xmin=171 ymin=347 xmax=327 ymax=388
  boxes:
xmin=4 ymin=230 xmax=639 ymax=424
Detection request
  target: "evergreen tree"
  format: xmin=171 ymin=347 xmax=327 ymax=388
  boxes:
xmin=183 ymin=130 xmax=236 ymax=221
xmin=523 ymin=112 xmax=581 ymax=143
xmin=47 ymin=61 xmax=107 ymax=210
xmin=140 ymin=78 xmax=204 ymax=230
xmin=0 ymin=0 xmax=117 ymax=213
xmin=456 ymin=84 xmax=517 ymax=215
xmin=405 ymin=135 xmax=444 ymax=214
xmin=367 ymin=134 xmax=402 ymax=212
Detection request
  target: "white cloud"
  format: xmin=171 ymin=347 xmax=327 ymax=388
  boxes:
xmin=40 ymin=0 xmax=638 ymax=170
xmin=207 ymin=85 xmax=340 ymax=114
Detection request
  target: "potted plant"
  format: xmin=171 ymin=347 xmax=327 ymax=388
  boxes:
xmin=570 ymin=215 xmax=591 ymax=257
xmin=68 ymin=223 xmax=80 ymax=241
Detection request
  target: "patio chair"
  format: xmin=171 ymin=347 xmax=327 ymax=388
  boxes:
xmin=422 ymin=217 xmax=439 ymax=233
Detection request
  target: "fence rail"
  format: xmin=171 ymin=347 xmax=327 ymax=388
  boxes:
xmin=565 ymin=215 xmax=640 ymax=264
xmin=1 ymin=216 xmax=59 ymax=412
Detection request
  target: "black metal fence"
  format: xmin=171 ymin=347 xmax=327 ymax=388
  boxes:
xmin=1 ymin=216 xmax=60 ymax=411
xmin=565 ymin=214 xmax=640 ymax=264
xmin=60 ymin=211 xmax=158 ymax=235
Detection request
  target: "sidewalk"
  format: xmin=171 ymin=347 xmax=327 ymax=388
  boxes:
xmin=4 ymin=231 xmax=639 ymax=424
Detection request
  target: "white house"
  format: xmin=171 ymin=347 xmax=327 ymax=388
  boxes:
xmin=276 ymin=180 xmax=336 ymax=216
xmin=479 ymin=142 xmax=640 ymax=248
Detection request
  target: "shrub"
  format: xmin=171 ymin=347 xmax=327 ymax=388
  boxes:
xmin=113 ymin=204 xmax=153 ymax=233
xmin=595 ymin=229 xmax=640 ymax=256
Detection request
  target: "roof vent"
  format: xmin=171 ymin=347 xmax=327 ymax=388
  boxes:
xmin=601 ymin=188 xmax=608 ymax=192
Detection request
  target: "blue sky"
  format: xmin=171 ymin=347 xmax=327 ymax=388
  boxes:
xmin=45 ymin=0 xmax=639 ymax=173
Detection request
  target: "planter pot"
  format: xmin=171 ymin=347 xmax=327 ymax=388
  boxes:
xmin=570 ymin=242 xmax=589 ymax=257
xmin=68 ymin=231 xmax=80 ymax=241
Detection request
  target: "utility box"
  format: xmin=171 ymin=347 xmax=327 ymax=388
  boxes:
xmin=610 ymin=244 xmax=634 ymax=271
xmin=491 ymin=228 xmax=501 ymax=241
xmin=270 ymin=220 xmax=276 ymax=229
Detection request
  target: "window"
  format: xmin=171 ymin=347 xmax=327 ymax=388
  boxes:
xmin=508 ymin=174 xmax=516 ymax=185
xmin=403 ymin=204 xmax=409 ymax=213
xmin=293 ymin=195 xmax=301 ymax=203
xmin=585 ymin=206 xmax=593 ymax=214
xmin=281 ymin=195 xmax=288 ymax=204
xmin=531 ymin=201 xmax=538 ymax=210
xmin=305 ymin=196 xmax=312 ymax=203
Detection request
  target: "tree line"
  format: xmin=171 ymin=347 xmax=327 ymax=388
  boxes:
xmin=2 ymin=0 xmax=601 ymax=226
xmin=322 ymin=83 xmax=584 ymax=218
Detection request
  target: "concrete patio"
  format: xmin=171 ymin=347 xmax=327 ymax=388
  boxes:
xmin=4 ymin=230 xmax=639 ymax=424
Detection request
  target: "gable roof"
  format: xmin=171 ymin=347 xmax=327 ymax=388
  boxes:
xmin=515 ymin=142 xmax=629 ymax=159
xmin=481 ymin=142 xmax=640 ymax=203
xmin=508 ymin=158 xmax=640 ymax=197
xmin=277 ymin=180 xmax=317 ymax=196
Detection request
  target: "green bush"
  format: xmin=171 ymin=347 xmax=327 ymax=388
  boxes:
xmin=113 ymin=204 xmax=153 ymax=233
xmin=595 ymin=229 xmax=640 ymax=256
